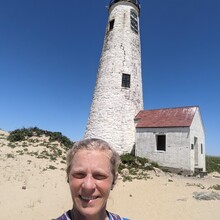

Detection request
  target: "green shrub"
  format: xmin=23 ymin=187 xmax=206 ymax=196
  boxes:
xmin=119 ymin=153 xmax=158 ymax=181
xmin=206 ymin=156 xmax=220 ymax=173
xmin=48 ymin=165 xmax=57 ymax=170
xmin=7 ymin=143 xmax=17 ymax=148
xmin=7 ymin=127 xmax=73 ymax=149
xmin=209 ymin=184 xmax=220 ymax=190
xmin=120 ymin=153 xmax=136 ymax=165
xmin=7 ymin=128 xmax=27 ymax=142
xmin=119 ymin=153 xmax=153 ymax=170
xmin=6 ymin=153 xmax=15 ymax=158
xmin=122 ymin=175 xmax=133 ymax=182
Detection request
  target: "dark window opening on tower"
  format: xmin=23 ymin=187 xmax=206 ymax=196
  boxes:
xmin=130 ymin=9 xmax=138 ymax=34
xmin=201 ymin=144 xmax=203 ymax=154
xmin=122 ymin=73 xmax=130 ymax=88
xmin=156 ymin=135 xmax=166 ymax=151
xmin=109 ymin=19 xmax=115 ymax=31
xmin=131 ymin=9 xmax=138 ymax=19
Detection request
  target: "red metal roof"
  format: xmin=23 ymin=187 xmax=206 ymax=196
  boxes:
xmin=135 ymin=106 xmax=198 ymax=128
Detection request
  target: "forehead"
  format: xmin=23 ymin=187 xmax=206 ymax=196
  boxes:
xmin=71 ymin=149 xmax=112 ymax=167
xmin=74 ymin=148 xmax=112 ymax=158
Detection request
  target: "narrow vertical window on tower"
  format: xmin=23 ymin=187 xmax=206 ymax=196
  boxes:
xmin=130 ymin=9 xmax=138 ymax=34
xmin=109 ymin=19 xmax=115 ymax=31
xmin=201 ymin=144 xmax=203 ymax=154
xmin=122 ymin=73 xmax=131 ymax=88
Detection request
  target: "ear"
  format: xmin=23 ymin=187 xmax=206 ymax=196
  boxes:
xmin=111 ymin=173 xmax=118 ymax=190
xmin=111 ymin=183 xmax=114 ymax=190
xmin=111 ymin=180 xmax=114 ymax=190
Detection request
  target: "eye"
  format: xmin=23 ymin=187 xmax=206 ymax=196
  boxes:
xmin=72 ymin=172 xmax=86 ymax=179
xmin=93 ymin=173 xmax=108 ymax=180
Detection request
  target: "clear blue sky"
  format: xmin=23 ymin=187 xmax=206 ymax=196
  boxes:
xmin=0 ymin=0 xmax=219 ymax=156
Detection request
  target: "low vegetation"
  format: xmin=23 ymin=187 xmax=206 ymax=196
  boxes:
xmin=1 ymin=127 xmax=74 ymax=165
xmin=119 ymin=153 xmax=159 ymax=181
xmin=3 ymin=127 xmax=220 ymax=179
xmin=206 ymin=156 xmax=220 ymax=173
xmin=7 ymin=127 xmax=73 ymax=149
xmin=118 ymin=154 xmax=220 ymax=181
xmin=208 ymin=184 xmax=220 ymax=191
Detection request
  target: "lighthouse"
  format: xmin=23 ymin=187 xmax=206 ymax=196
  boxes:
xmin=84 ymin=0 xmax=143 ymax=154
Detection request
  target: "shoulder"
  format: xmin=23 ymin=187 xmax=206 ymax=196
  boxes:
xmin=52 ymin=210 xmax=72 ymax=220
xmin=108 ymin=211 xmax=130 ymax=220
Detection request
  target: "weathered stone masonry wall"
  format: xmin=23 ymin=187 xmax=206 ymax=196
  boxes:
xmin=85 ymin=2 xmax=143 ymax=154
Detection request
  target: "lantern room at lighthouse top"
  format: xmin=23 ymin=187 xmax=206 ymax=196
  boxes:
xmin=109 ymin=0 xmax=140 ymax=12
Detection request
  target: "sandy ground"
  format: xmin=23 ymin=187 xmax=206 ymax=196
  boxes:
xmin=1 ymin=130 xmax=220 ymax=220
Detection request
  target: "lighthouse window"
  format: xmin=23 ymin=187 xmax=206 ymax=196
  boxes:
xmin=201 ymin=144 xmax=203 ymax=154
xmin=131 ymin=10 xmax=138 ymax=19
xmin=109 ymin=19 xmax=115 ymax=31
xmin=130 ymin=9 xmax=138 ymax=34
xmin=122 ymin=73 xmax=130 ymax=88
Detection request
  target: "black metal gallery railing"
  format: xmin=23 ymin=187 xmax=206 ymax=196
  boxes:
xmin=109 ymin=0 xmax=140 ymax=10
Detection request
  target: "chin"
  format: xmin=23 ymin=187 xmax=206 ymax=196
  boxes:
xmin=75 ymin=201 xmax=107 ymax=217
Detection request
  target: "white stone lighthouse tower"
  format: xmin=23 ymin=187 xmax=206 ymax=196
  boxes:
xmin=84 ymin=0 xmax=143 ymax=154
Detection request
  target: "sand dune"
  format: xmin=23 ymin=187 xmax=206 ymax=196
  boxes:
xmin=0 ymin=130 xmax=220 ymax=220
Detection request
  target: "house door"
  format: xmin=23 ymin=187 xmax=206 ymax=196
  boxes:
xmin=194 ymin=137 xmax=198 ymax=166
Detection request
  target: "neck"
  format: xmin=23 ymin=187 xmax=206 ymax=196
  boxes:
xmin=71 ymin=208 xmax=109 ymax=220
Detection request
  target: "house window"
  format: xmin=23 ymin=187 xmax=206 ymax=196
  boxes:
xmin=191 ymin=144 xmax=194 ymax=150
xmin=156 ymin=135 xmax=166 ymax=151
xmin=201 ymin=144 xmax=203 ymax=154
xmin=130 ymin=9 xmax=138 ymax=34
xmin=122 ymin=73 xmax=130 ymax=88
xmin=109 ymin=19 xmax=115 ymax=31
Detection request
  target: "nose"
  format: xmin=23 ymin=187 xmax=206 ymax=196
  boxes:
xmin=82 ymin=175 xmax=96 ymax=190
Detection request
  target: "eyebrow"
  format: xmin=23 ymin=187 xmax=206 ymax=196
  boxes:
xmin=71 ymin=167 xmax=110 ymax=174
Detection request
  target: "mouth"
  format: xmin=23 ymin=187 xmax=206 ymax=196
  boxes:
xmin=80 ymin=195 xmax=99 ymax=201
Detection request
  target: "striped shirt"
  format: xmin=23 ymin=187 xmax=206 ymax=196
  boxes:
xmin=54 ymin=210 xmax=129 ymax=220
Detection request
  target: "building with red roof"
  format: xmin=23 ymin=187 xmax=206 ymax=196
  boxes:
xmin=135 ymin=106 xmax=206 ymax=174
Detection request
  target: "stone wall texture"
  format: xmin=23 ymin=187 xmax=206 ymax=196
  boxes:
xmin=84 ymin=2 xmax=143 ymax=154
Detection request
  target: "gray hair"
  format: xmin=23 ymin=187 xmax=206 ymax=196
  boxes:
xmin=66 ymin=138 xmax=120 ymax=183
